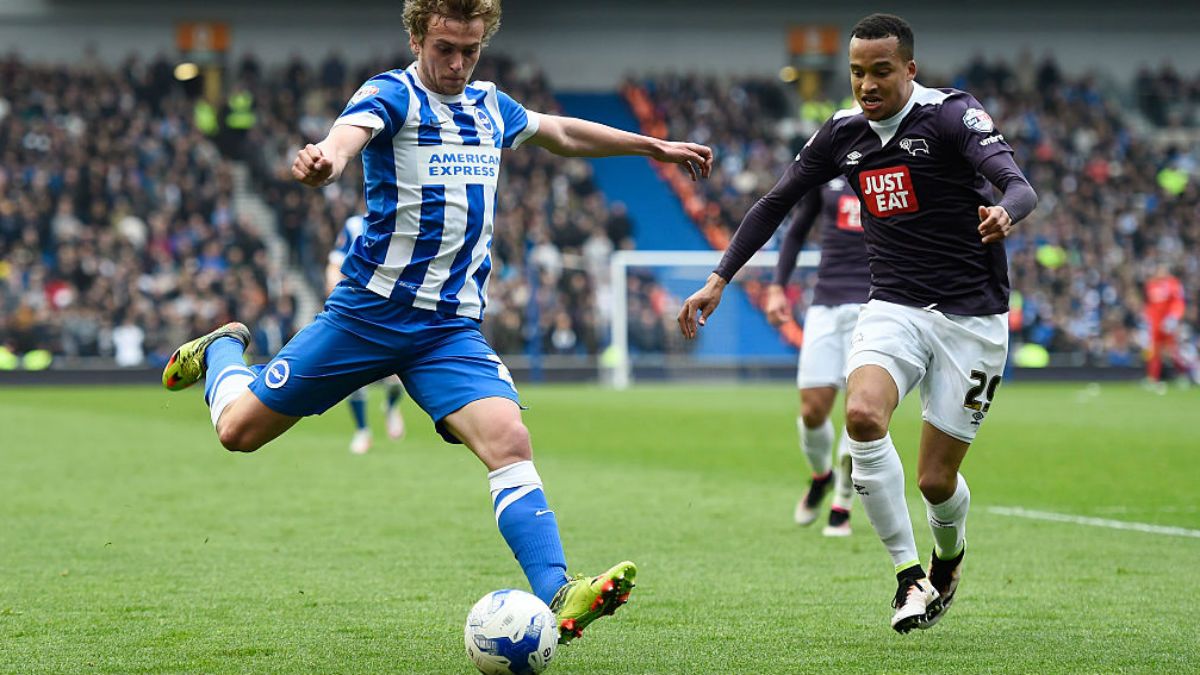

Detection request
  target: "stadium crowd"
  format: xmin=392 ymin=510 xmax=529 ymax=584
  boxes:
xmin=636 ymin=54 xmax=1200 ymax=371
xmin=0 ymin=53 xmax=298 ymax=368
xmin=2 ymin=48 xmax=1198 ymax=374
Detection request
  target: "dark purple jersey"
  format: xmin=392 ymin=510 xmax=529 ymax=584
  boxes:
xmin=719 ymin=84 xmax=1036 ymax=316
xmin=775 ymin=177 xmax=870 ymax=306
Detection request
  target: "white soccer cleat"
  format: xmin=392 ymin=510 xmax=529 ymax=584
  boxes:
xmin=891 ymin=576 xmax=941 ymax=634
xmin=350 ymin=429 xmax=372 ymax=455
xmin=386 ymin=407 xmax=405 ymax=440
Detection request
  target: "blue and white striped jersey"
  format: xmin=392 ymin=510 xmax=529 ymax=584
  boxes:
xmin=332 ymin=63 xmax=540 ymax=320
xmin=328 ymin=214 xmax=366 ymax=267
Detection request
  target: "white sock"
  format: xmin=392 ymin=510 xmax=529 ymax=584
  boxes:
xmin=924 ymin=473 xmax=970 ymax=560
xmin=487 ymin=460 xmax=543 ymax=508
xmin=799 ymin=417 xmax=834 ymax=476
xmin=831 ymin=428 xmax=855 ymax=511
xmin=849 ymin=433 xmax=919 ymax=573
xmin=208 ymin=365 xmax=254 ymax=428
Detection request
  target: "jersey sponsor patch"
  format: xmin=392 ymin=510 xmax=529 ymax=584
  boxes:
xmin=962 ymin=108 xmax=995 ymax=133
xmin=836 ymin=194 xmax=864 ymax=231
xmin=859 ymin=166 xmax=919 ymax=217
xmin=349 ymin=85 xmax=379 ymax=105
xmin=417 ymin=146 xmax=502 ymax=186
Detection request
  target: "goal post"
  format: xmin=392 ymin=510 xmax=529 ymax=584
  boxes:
xmin=606 ymin=249 xmax=821 ymax=389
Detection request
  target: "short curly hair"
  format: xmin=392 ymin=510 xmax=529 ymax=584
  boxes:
xmin=403 ymin=0 xmax=502 ymax=46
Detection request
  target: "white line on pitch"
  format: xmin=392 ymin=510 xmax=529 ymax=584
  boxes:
xmin=987 ymin=506 xmax=1200 ymax=539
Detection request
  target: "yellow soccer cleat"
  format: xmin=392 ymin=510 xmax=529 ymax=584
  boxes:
xmin=161 ymin=322 xmax=251 ymax=391
xmin=549 ymin=560 xmax=636 ymax=644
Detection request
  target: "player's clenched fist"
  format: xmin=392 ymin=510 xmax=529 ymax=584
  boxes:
xmin=292 ymin=143 xmax=333 ymax=187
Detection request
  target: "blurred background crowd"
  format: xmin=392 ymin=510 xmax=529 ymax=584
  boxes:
xmin=1 ymin=48 xmax=1197 ymax=378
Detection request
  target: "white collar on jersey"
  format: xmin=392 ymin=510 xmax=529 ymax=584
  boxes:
xmin=406 ymin=62 xmax=470 ymax=104
xmin=867 ymin=81 xmax=947 ymax=146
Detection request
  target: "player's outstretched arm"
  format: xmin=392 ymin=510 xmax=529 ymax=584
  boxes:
xmin=292 ymin=125 xmax=373 ymax=188
xmin=527 ymin=114 xmax=713 ymax=181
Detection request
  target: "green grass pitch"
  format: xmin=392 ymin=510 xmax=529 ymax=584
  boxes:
xmin=2 ymin=382 xmax=1198 ymax=674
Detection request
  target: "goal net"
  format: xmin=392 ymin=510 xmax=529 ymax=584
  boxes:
xmin=605 ymin=250 xmax=821 ymax=389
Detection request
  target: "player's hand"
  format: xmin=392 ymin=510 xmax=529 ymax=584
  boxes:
xmin=654 ymin=141 xmax=714 ymax=181
xmin=677 ymin=273 xmax=727 ymax=339
xmin=764 ymin=284 xmax=790 ymax=326
xmin=978 ymin=205 xmax=1013 ymax=244
xmin=292 ymin=143 xmax=334 ymax=187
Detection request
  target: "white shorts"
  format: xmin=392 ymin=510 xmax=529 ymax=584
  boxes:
xmin=845 ymin=299 xmax=1008 ymax=443
xmin=798 ymin=303 xmax=863 ymax=389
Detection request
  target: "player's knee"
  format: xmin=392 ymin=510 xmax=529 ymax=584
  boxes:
xmin=918 ymin=471 xmax=956 ymax=504
xmin=217 ymin=420 xmax=261 ymax=453
xmin=800 ymin=401 xmax=828 ymax=428
xmin=844 ymin=400 xmax=887 ymax=441
xmin=490 ymin=420 xmax=532 ymax=465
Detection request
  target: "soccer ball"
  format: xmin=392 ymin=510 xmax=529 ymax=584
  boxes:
xmin=464 ymin=589 xmax=558 ymax=675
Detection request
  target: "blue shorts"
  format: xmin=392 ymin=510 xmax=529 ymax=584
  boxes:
xmin=248 ymin=282 xmax=520 ymax=443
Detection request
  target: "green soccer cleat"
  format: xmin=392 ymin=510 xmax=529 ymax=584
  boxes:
xmin=161 ymin=322 xmax=251 ymax=391
xmin=549 ymin=560 xmax=637 ymax=644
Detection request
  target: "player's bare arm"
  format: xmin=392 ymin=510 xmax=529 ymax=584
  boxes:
xmin=292 ymin=124 xmax=373 ymax=188
xmin=528 ymin=115 xmax=713 ymax=181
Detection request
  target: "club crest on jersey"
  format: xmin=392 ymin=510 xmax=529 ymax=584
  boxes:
xmin=845 ymin=151 xmax=863 ymax=165
xmin=349 ymin=85 xmax=379 ymax=105
xmin=264 ymin=359 xmax=290 ymax=389
xmin=899 ymin=138 xmax=929 ymax=156
xmin=859 ymin=166 xmax=919 ymax=217
xmin=473 ymin=108 xmax=495 ymax=134
xmin=962 ymin=108 xmax=995 ymax=133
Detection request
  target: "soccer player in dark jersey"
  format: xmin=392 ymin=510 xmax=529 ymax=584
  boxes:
xmin=679 ymin=14 xmax=1037 ymax=632
xmin=764 ymin=178 xmax=868 ymax=536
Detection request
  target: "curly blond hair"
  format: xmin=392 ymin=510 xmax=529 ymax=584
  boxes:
xmin=403 ymin=0 xmax=502 ymax=45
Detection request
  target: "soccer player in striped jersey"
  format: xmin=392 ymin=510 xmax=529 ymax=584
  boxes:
xmin=326 ymin=214 xmax=406 ymax=455
xmin=161 ymin=0 xmax=712 ymax=645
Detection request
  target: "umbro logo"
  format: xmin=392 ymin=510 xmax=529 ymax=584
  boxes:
xmin=899 ymin=138 xmax=929 ymax=156
xmin=853 ymin=483 xmax=869 ymax=496
xmin=846 ymin=151 xmax=863 ymax=165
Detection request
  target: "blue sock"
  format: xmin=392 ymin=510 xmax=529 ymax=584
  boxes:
xmin=348 ymin=389 xmax=368 ymax=430
xmin=203 ymin=337 xmax=250 ymax=405
xmin=386 ymin=383 xmax=403 ymax=409
xmin=490 ymin=462 xmax=569 ymax=604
